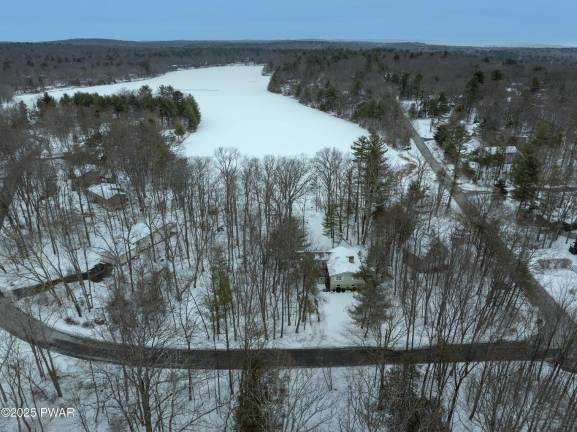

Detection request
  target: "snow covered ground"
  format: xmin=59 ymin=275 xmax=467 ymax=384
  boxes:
xmin=16 ymin=65 xmax=368 ymax=157
xmin=531 ymin=236 xmax=577 ymax=311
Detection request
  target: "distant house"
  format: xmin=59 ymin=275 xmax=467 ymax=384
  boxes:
xmin=99 ymin=221 xmax=177 ymax=264
xmin=129 ymin=221 xmax=177 ymax=255
xmin=85 ymin=183 xmax=127 ymax=210
xmin=481 ymin=145 xmax=518 ymax=164
xmin=403 ymin=234 xmax=449 ymax=273
xmin=326 ymin=246 xmax=364 ymax=292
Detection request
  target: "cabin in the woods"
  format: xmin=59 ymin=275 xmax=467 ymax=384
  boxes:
xmin=99 ymin=221 xmax=177 ymax=265
xmin=85 ymin=183 xmax=127 ymax=210
xmin=325 ymin=246 xmax=364 ymax=292
xmin=301 ymin=247 xmax=365 ymax=291
xmin=129 ymin=221 xmax=177 ymax=255
xmin=403 ymin=234 xmax=450 ymax=273
xmin=481 ymin=145 xmax=519 ymax=164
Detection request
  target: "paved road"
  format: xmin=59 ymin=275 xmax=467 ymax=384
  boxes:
xmin=0 ymin=290 xmax=559 ymax=369
xmin=408 ymin=121 xmax=577 ymax=363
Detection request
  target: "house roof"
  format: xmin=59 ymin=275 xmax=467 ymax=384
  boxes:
xmin=128 ymin=220 xmax=175 ymax=245
xmin=73 ymin=164 xmax=98 ymax=177
xmin=483 ymin=146 xmax=518 ymax=155
xmin=87 ymin=183 xmax=124 ymax=200
xmin=327 ymin=246 xmax=362 ymax=277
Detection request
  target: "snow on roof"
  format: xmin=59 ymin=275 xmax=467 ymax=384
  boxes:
xmin=73 ymin=164 xmax=98 ymax=177
xmin=127 ymin=219 xmax=174 ymax=244
xmin=327 ymin=246 xmax=362 ymax=277
xmin=129 ymin=222 xmax=151 ymax=244
xmin=483 ymin=146 xmax=518 ymax=155
xmin=86 ymin=183 xmax=124 ymax=199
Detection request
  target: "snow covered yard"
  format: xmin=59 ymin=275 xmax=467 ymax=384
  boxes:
xmin=531 ymin=236 xmax=577 ymax=310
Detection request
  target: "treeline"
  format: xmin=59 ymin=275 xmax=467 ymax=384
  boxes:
xmin=0 ymin=39 xmax=388 ymax=99
xmin=267 ymin=47 xmax=577 ymax=236
xmin=37 ymin=85 xmax=201 ymax=134
xmin=266 ymin=46 xmax=577 ymax=140
xmin=266 ymin=50 xmax=413 ymax=147
xmin=0 ymin=41 xmax=285 ymax=97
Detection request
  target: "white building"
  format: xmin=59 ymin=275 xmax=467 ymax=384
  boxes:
xmin=481 ymin=145 xmax=518 ymax=164
xmin=326 ymin=246 xmax=364 ymax=291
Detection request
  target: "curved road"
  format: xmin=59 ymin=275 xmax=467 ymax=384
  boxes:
xmin=0 ymin=291 xmax=559 ymax=369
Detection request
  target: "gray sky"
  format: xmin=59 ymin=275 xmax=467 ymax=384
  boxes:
xmin=1 ymin=0 xmax=575 ymax=46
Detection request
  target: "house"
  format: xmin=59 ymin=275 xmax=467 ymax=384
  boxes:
xmin=85 ymin=183 xmax=127 ymax=210
xmin=99 ymin=221 xmax=177 ymax=265
xmin=480 ymin=145 xmax=518 ymax=164
xmin=326 ymin=246 xmax=364 ymax=292
xmin=403 ymin=234 xmax=449 ymax=273
xmin=129 ymin=221 xmax=177 ymax=255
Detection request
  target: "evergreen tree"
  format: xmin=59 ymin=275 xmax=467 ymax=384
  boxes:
xmin=351 ymin=132 xmax=391 ymax=244
xmin=349 ymin=265 xmax=392 ymax=338
xmin=434 ymin=124 xmax=468 ymax=162
xmin=235 ymin=357 xmax=283 ymax=432
xmin=382 ymin=366 xmax=449 ymax=432
xmin=511 ymin=144 xmax=541 ymax=204
xmin=531 ymin=121 xmax=562 ymax=148
xmin=322 ymin=202 xmax=339 ymax=246
xmin=530 ymin=76 xmax=541 ymax=93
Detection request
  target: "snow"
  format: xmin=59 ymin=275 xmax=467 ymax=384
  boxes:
xmin=414 ymin=118 xmax=436 ymax=139
xmin=327 ymin=246 xmax=362 ymax=276
xmin=303 ymin=206 xmax=335 ymax=250
xmin=530 ymin=236 xmax=577 ymax=308
xmin=16 ymin=65 xmax=368 ymax=157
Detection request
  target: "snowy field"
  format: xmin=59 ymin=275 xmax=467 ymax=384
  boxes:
xmin=16 ymin=65 xmax=368 ymax=157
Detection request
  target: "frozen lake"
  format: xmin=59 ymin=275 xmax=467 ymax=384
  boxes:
xmin=17 ymin=65 xmax=368 ymax=157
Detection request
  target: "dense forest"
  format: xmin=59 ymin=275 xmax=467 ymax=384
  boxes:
xmin=1 ymin=40 xmax=577 ymax=431
xmin=266 ymin=47 xmax=577 ymax=228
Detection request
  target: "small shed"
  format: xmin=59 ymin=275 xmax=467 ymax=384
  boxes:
xmin=86 ymin=183 xmax=127 ymax=210
xmin=326 ymin=246 xmax=364 ymax=292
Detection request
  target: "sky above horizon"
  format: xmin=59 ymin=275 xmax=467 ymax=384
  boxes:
xmin=1 ymin=0 xmax=575 ymax=46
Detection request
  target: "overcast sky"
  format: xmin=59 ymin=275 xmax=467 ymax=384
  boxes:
xmin=1 ymin=0 xmax=575 ymax=46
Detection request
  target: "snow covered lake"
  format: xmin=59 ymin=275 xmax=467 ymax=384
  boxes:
xmin=17 ymin=65 xmax=368 ymax=157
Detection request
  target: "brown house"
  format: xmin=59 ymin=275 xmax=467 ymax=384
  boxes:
xmin=85 ymin=183 xmax=127 ymax=210
xmin=403 ymin=235 xmax=449 ymax=273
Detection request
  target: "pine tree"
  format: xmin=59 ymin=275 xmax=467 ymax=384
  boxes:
xmin=322 ymin=202 xmax=338 ymax=246
xmin=351 ymin=132 xmax=391 ymax=244
xmin=511 ymin=144 xmax=541 ymax=204
xmin=349 ymin=265 xmax=392 ymax=338
xmin=530 ymin=76 xmax=541 ymax=93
